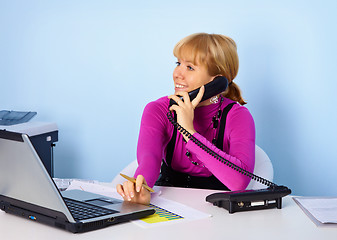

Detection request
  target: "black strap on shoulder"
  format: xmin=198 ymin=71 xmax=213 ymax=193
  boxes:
xmin=215 ymin=102 xmax=236 ymax=150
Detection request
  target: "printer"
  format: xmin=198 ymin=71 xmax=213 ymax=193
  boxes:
xmin=0 ymin=122 xmax=58 ymax=177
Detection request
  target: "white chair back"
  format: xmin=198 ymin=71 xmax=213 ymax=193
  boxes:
xmin=246 ymin=145 xmax=274 ymax=190
xmin=111 ymin=160 xmax=138 ymax=186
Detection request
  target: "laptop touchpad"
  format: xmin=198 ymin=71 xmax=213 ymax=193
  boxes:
xmin=85 ymin=198 xmax=121 ymax=206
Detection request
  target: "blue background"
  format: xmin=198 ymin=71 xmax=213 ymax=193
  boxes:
xmin=1 ymin=0 xmax=336 ymax=196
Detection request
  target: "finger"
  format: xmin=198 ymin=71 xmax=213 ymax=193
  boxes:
xmin=177 ymin=91 xmax=191 ymax=105
xmin=168 ymin=95 xmax=184 ymax=106
xmin=191 ymin=85 xmax=205 ymax=107
xmin=127 ymin=181 xmax=136 ymax=198
xmin=122 ymin=181 xmax=130 ymax=201
xmin=135 ymin=175 xmax=146 ymax=193
xmin=123 ymin=181 xmax=134 ymax=201
xmin=172 ymin=91 xmax=191 ymax=103
xmin=169 ymin=104 xmax=179 ymax=112
xmin=116 ymin=184 xmax=125 ymax=198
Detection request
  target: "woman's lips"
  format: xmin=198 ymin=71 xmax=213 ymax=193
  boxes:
xmin=175 ymin=83 xmax=188 ymax=92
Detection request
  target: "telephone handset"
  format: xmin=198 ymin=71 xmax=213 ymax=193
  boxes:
xmin=169 ymin=76 xmax=228 ymax=107
xmin=166 ymin=76 xmax=291 ymax=214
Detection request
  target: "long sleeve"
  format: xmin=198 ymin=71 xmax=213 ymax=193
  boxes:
xmin=134 ymin=97 xmax=173 ymax=187
xmin=185 ymin=105 xmax=255 ymax=190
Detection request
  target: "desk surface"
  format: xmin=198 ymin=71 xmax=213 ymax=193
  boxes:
xmin=1 ymin=186 xmax=336 ymax=240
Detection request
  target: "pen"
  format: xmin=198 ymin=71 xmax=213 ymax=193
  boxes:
xmin=120 ymin=173 xmax=155 ymax=193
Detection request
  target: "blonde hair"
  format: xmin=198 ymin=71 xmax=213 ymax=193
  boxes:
xmin=173 ymin=33 xmax=246 ymax=105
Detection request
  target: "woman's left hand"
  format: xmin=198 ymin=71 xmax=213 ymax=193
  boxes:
xmin=168 ymin=86 xmax=205 ymax=141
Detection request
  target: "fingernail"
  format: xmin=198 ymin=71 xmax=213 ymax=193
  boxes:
xmin=130 ymin=191 xmax=134 ymax=198
xmin=136 ymin=186 xmax=141 ymax=192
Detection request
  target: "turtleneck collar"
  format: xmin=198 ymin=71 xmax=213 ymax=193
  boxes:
xmin=194 ymin=96 xmax=224 ymax=121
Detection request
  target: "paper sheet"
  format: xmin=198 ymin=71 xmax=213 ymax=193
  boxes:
xmin=64 ymin=179 xmax=210 ymax=227
xmin=293 ymin=197 xmax=337 ymax=225
xmin=133 ymin=196 xmax=211 ymax=228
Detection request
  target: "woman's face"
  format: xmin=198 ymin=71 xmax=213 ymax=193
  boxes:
xmin=173 ymin=58 xmax=214 ymax=94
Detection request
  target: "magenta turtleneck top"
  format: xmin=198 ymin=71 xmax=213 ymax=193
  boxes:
xmin=134 ymin=96 xmax=255 ymax=191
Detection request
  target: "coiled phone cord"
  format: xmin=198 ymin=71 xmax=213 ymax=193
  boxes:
xmin=167 ymin=111 xmax=277 ymax=188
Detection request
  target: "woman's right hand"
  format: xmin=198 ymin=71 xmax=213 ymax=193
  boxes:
xmin=116 ymin=175 xmax=151 ymax=205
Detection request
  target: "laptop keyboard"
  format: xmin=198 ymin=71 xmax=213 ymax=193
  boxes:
xmin=64 ymin=198 xmax=118 ymax=221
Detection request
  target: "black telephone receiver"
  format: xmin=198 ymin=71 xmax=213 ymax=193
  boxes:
xmin=166 ymin=75 xmax=291 ymax=213
xmin=169 ymin=76 xmax=228 ymax=107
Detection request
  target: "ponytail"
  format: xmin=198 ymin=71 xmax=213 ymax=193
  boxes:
xmin=223 ymin=82 xmax=247 ymax=105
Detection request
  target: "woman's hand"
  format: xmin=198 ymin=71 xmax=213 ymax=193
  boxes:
xmin=168 ymin=86 xmax=205 ymax=141
xmin=116 ymin=175 xmax=151 ymax=205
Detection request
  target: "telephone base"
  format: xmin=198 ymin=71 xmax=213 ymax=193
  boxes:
xmin=206 ymin=186 xmax=291 ymax=214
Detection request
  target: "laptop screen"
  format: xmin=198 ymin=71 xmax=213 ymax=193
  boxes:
xmin=0 ymin=130 xmax=74 ymax=222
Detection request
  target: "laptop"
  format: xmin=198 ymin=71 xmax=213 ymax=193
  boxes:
xmin=0 ymin=130 xmax=155 ymax=233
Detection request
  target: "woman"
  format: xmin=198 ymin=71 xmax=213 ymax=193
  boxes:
xmin=116 ymin=33 xmax=255 ymax=205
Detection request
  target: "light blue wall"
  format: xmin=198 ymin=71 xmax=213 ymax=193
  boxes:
xmin=1 ymin=0 xmax=336 ymax=196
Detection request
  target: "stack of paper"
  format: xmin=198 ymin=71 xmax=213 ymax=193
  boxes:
xmin=53 ymin=178 xmax=98 ymax=191
xmin=293 ymin=197 xmax=337 ymax=226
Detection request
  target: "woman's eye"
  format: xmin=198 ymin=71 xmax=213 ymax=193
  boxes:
xmin=187 ymin=66 xmax=194 ymax=71
xmin=175 ymin=62 xmax=181 ymax=66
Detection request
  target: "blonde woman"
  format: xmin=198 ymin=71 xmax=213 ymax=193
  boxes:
xmin=117 ymin=33 xmax=255 ymax=205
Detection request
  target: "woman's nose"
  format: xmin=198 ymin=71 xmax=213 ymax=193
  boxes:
xmin=173 ymin=67 xmax=184 ymax=79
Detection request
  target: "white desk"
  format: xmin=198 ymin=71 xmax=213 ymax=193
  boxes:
xmin=0 ymin=186 xmax=336 ymax=240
